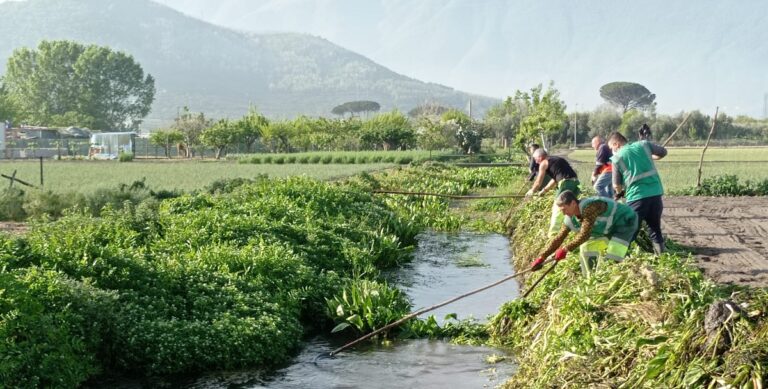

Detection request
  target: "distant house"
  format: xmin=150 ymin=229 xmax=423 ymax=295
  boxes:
xmin=89 ymin=132 xmax=136 ymax=159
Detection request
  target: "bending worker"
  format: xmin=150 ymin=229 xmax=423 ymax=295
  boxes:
xmin=526 ymin=148 xmax=580 ymax=235
xmin=531 ymin=190 xmax=639 ymax=277
xmin=607 ymin=131 xmax=668 ymax=255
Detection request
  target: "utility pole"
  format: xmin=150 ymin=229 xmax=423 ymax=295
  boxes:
xmin=763 ymin=93 xmax=767 ymax=119
xmin=573 ymin=104 xmax=578 ymax=148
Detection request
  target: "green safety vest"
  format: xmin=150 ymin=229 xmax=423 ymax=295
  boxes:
xmin=563 ymin=197 xmax=635 ymax=237
xmin=610 ymin=141 xmax=663 ymax=202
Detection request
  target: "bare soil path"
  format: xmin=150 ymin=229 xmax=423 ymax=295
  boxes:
xmin=662 ymin=196 xmax=768 ymax=287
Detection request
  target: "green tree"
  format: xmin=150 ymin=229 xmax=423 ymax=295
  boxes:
xmin=0 ymin=84 xmax=18 ymax=122
xmin=361 ymin=110 xmax=414 ymax=150
xmin=172 ymin=107 xmax=211 ymax=158
xmin=149 ymin=129 xmax=184 ymax=158
xmin=485 ymin=96 xmax=528 ymax=149
xmin=262 ymin=120 xmax=294 ymax=152
xmin=617 ymin=109 xmax=649 ymax=138
xmin=201 ymin=119 xmax=238 ymax=159
xmin=408 ymin=103 xmax=450 ymax=119
xmin=331 ymin=100 xmax=381 ymax=117
xmin=587 ymin=106 xmax=622 ymax=137
xmin=415 ymin=117 xmax=453 ymax=156
xmin=234 ymin=108 xmax=268 ymax=153
xmin=599 ymin=81 xmax=656 ymax=113
xmin=513 ymin=82 xmax=568 ymax=150
xmin=3 ymin=40 xmax=154 ymax=130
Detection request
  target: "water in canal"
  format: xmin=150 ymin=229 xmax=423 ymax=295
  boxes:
xmin=119 ymin=232 xmax=518 ymax=388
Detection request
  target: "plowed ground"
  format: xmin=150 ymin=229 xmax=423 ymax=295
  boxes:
xmin=662 ymin=196 xmax=768 ymax=287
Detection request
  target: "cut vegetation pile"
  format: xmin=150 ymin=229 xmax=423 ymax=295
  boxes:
xmin=495 ymin=196 xmax=768 ymax=387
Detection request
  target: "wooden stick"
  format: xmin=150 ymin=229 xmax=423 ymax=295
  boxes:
xmin=522 ymin=260 xmax=558 ymax=298
xmin=1 ymin=172 xmax=38 ymax=189
xmin=325 ymin=262 xmax=546 ymax=358
xmin=661 ymin=111 xmax=693 ymax=147
xmin=696 ymin=107 xmax=719 ymax=188
xmin=372 ymin=189 xmax=525 ymax=199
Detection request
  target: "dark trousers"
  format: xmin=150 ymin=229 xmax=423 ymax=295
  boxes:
xmin=628 ymin=195 xmax=664 ymax=245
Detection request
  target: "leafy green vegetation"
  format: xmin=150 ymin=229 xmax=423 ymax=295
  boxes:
xmin=0 ymin=163 xmax=520 ymax=386
xmin=682 ymin=175 xmax=768 ymax=196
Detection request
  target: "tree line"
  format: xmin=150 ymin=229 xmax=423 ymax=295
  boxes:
xmin=2 ymin=40 xmax=766 ymax=158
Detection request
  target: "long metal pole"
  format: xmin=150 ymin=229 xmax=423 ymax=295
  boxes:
xmin=321 ymin=261 xmax=549 ymax=359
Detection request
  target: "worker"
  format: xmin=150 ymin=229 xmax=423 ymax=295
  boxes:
xmin=590 ymin=135 xmax=613 ymax=198
xmin=530 ymin=190 xmax=639 ymax=277
xmin=607 ymin=131 xmax=668 ymax=255
xmin=526 ymin=148 xmax=580 ymax=236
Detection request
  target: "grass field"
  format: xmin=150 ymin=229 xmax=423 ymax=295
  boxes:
xmin=568 ymin=146 xmax=768 ymax=193
xmin=0 ymin=160 xmax=393 ymax=194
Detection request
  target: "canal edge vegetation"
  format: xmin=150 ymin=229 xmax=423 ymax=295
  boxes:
xmin=494 ymin=196 xmax=768 ymax=387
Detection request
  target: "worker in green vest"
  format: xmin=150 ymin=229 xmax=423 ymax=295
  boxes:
xmin=530 ymin=190 xmax=639 ymax=277
xmin=607 ymin=130 xmax=668 ymax=255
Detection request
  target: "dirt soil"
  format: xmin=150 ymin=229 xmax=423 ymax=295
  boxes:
xmin=663 ymin=196 xmax=768 ymax=287
xmin=0 ymin=222 xmax=28 ymax=235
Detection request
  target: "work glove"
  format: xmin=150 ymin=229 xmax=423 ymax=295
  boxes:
xmin=525 ymin=188 xmax=535 ymax=197
xmin=614 ymin=190 xmax=625 ymax=201
xmin=530 ymin=256 xmax=545 ymax=271
xmin=554 ymin=247 xmax=568 ymax=261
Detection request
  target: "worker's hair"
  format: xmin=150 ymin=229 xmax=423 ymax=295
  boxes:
xmin=608 ymin=132 xmax=628 ymax=146
xmin=532 ymin=148 xmax=547 ymax=159
xmin=638 ymin=123 xmax=652 ymax=140
xmin=529 ymin=143 xmax=540 ymax=150
xmin=555 ymin=190 xmax=579 ymax=207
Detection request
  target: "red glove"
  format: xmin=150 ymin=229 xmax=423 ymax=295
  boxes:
xmin=530 ymin=257 xmax=545 ymax=271
xmin=554 ymin=247 xmax=568 ymax=261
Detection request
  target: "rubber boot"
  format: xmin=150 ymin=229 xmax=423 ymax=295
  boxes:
xmin=652 ymin=242 xmax=666 ymax=256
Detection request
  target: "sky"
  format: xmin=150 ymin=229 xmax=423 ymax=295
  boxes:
xmin=4 ymin=0 xmax=768 ymax=116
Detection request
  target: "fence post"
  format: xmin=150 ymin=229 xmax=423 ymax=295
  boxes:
xmin=39 ymin=156 xmax=44 ymax=187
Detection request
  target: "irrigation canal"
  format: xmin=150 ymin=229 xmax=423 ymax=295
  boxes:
xmin=137 ymin=232 xmax=519 ymax=388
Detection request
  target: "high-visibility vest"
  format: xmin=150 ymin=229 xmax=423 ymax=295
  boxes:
xmin=563 ymin=197 xmax=635 ymax=237
xmin=610 ymin=141 xmax=663 ymax=201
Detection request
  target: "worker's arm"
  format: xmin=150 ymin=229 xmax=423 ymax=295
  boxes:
xmin=527 ymin=159 xmax=549 ymax=195
xmin=562 ymin=202 xmax=607 ymax=252
xmin=536 ymin=224 xmax=570 ymax=259
xmin=527 ymin=158 xmax=538 ymax=181
xmin=612 ymin=161 xmax=624 ymax=194
xmin=649 ymin=143 xmax=668 ymax=160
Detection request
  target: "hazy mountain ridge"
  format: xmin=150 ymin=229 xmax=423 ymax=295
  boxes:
xmin=0 ymin=0 xmax=497 ymax=128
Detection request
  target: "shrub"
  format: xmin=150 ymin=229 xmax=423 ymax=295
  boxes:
xmin=310 ymin=155 xmax=322 ymax=164
xmin=396 ymin=156 xmax=413 ymax=165
xmin=250 ymin=156 xmax=261 ymax=164
xmin=298 ymin=156 xmax=309 ymax=164
xmin=357 ymin=156 xmax=370 ymax=164
xmin=383 ymin=155 xmax=396 ymax=163
xmin=118 ymin=152 xmax=134 ymax=162
xmin=286 ymin=156 xmax=297 ymax=163
xmin=274 ymin=156 xmax=285 ymax=164
xmin=0 ymin=188 xmax=27 ymax=221
xmin=371 ymin=155 xmax=383 ymax=163
xmin=263 ymin=156 xmax=273 ymax=164
xmin=333 ymin=156 xmax=345 ymax=164
xmin=321 ymin=155 xmax=333 ymax=164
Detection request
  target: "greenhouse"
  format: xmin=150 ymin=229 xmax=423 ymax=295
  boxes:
xmin=89 ymin=132 xmax=136 ymax=159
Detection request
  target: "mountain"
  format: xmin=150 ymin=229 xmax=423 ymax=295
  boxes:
xmin=155 ymin=0 xmax=768 ymax=118
xmin=0 ymin=0 xmax=499 ymax=129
